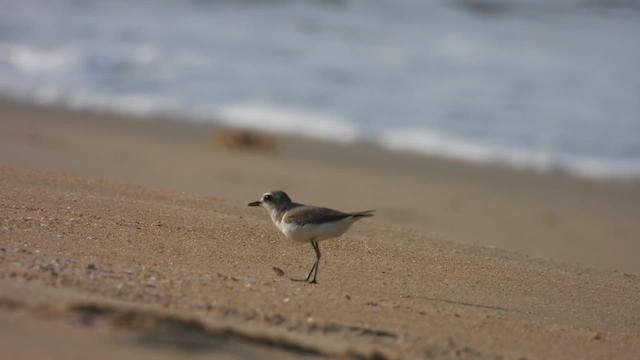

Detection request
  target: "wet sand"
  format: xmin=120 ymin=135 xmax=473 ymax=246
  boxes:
xmin=1 ymin=100 xmax=639 ymax=358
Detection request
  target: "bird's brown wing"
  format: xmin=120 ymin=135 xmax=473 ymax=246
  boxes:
xmin=283 ymin=206 xmax=352 ymax=225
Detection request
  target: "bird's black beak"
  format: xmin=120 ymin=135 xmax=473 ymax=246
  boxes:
xmin=248 ymin=201 xmax=261 ymax=207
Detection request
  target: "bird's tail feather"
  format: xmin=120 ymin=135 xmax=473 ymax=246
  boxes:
xmin=351 ymin=210 xmax=375 ymax=218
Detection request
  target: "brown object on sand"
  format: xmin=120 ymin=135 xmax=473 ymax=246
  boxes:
xmin=213 ymin=128 xmax=276 ymax=152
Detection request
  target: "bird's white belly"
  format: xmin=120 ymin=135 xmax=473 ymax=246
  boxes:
xmin=276 ymin=217 xmax=355 ymax=243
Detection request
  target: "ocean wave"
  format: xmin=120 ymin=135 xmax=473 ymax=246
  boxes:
xmin=0 ymin=44 xmax=79 ymax=75
xmin=379 ymin=127 xmax=640 ymax=180
xmin=562 ymin=157 xmax=640 ymax=181
xmin=0 ymin=43 xmax=161 ymax=80
xmin=214 ymin=104 xmax=361 ymax=143
xmin=4 ymin=88 xmax=181 ymax=119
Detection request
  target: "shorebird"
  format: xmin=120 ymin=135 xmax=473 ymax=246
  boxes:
xmin=248 ymin=191 xmax=374 ymax=284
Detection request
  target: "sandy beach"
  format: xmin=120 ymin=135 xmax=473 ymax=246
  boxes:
xmin=1 ymin=100 xmax=639 ymax=359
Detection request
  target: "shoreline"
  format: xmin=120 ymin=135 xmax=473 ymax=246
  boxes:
xmin=5 ymin=97 xmax=640 ymax=185
xmin=1 ymin=99 xmax=640 ymax=275
xmin=7 ymin=97 xmax=640 ymax=184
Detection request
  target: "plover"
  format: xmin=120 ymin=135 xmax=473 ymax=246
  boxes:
xmin=248 ymin=191 xmax=374 ymax=284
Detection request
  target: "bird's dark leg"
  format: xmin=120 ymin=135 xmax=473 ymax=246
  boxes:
xmin=309 ymin=241 xmax=321 ymax=284
xmin=291 ymin=239 xmax=319 ymax=283
xmin=304 ymin=257 xmax=317 ymax=282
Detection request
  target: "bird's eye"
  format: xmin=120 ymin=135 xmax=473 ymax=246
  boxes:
xmin=264 ymin=194 xmax=273 ymax=201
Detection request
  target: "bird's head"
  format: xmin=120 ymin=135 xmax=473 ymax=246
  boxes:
xmin=248 ymin=190 xmax=292 ymax=212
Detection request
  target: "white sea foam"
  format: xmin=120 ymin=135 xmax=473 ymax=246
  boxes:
xmin=214 ymin=104 xmax=361 ymax=143
xmin=562 ymin=158 xmax=640 ymax=181
xmin=2 ymin=44 xmax=79 ymax=75
xmin=380 ymin=128 xmax=555 ymax=170
xmin=379 ymin=128 xmax=640 ymax=180
xmin=21 ymin=88 xmax=181 ymax=120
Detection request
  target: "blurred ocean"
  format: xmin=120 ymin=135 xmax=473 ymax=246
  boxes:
xmin=1 ymin=0 xmax=639 ymax=179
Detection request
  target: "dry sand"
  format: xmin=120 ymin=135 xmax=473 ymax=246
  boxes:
xmin=1 ymin=100 xmax=639 ymax=359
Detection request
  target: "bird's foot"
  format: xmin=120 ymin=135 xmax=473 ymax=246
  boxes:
xmin=289 ymin=277 xmax=318 ymax=284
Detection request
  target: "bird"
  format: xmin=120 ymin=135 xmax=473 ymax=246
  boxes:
xmin=248 ymin=190 xmax=374 ymax=284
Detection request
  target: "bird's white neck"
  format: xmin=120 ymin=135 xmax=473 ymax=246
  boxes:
xmin=268 ymin=207 xmax=283 ymax=226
